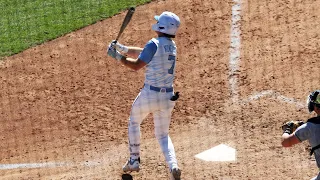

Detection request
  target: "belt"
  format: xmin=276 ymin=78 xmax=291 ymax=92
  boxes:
xmin=145 ymin=84 xmax=173 ymax=92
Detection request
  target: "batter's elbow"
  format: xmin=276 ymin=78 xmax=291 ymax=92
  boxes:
xmin=132 ymin=66 xmax=141 ymax=71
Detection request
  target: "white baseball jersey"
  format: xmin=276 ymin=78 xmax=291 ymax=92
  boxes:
xmin=139 ymin=37 xmax=176 ymax=88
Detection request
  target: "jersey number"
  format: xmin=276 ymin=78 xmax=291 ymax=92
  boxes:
xmin=168 ymin=55 xmax=176 ymax=74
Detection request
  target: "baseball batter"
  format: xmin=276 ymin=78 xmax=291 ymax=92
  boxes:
xmin=281 ymin=90 xmax=320 ymax=180
xmin=107 ymin=11 xmax=181 ymax=180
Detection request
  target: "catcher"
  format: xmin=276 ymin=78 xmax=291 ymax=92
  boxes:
xmin=281 ymin=90 xmax=320 ymax=180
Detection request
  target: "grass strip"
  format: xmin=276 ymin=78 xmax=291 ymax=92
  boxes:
xmin=0 ymin=0 xmax=151 ymax=57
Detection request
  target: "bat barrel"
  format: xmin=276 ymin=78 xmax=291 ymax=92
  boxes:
xmin=115 ymin=7 xmax=135 ymax=42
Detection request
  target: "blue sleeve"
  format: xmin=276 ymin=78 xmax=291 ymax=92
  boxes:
xmin=138 ymin=40 xmax=157 ymax=64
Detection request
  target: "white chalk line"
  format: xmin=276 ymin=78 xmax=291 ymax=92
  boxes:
xmin=0 ymin=160 xmax=106 ymax=170
xmin=0 ymin=162 xmax=68 ymax=170
xmin=241 ymin=90 xmax=305 ymax=108
xmin=228 ymin=0 xmax=305 ymax=108
xmin=229 ymin=0 xmax=242 ymax=103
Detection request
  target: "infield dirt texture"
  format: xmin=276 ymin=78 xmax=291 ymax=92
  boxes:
xmin=1 ymin=0 xmax=320 ymax=179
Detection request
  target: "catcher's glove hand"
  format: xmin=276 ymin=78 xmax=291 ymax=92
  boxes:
xmin=281 ymin=120 xmax=304 ymax=134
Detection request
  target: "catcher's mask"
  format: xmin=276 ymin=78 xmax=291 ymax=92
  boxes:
xmin=307 ymin=90 xmax=320 ymax=113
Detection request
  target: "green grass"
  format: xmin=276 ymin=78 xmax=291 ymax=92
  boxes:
xmin=0 ymin=0 xmax=151 ymax=57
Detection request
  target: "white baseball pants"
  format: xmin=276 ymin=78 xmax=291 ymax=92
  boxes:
xmin=127 ymin=85 xmax=178 ymax=170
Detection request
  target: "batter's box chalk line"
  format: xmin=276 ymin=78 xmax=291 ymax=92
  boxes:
xmin=228 ymin=0 xmax=305 ymax=109
xmin=0 ymin=162 xmax=68 ymax=170
xmin=240 ymin=90 xmax=305 ymax=109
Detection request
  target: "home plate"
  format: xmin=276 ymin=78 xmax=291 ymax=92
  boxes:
xmin=195 ymin=144 xmax=236 ymax=162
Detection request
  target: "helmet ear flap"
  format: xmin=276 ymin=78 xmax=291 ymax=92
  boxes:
xmin=308 ymin=101 xmax=315 ymax=113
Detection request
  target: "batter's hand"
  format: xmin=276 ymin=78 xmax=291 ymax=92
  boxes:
xmin=107 ymin=45 xmax=124 ymax=61
xmin=111 ymin=40 xmax=129 ymax=53
xmin=281 ymin=120 xmax=304 ymax=134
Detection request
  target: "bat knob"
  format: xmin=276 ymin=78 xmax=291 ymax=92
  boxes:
xmin=129 ymin=7 xmax=135 ymax=12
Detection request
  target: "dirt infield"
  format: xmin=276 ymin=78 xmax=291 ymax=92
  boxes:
xmin=1 ymin=0 xmax=320 ymax=179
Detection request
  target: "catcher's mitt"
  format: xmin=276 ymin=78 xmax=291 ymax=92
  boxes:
xmin=281 ymin=120 xmax=305 ymax=134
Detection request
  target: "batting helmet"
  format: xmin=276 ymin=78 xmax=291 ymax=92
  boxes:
xmin=152 ymin=11 xmax=180 ymax=37
xmin=307 ymin=90 xmax=320 ymax=112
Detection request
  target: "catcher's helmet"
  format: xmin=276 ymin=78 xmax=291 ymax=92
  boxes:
xmin=307 ymin=90 xmax=320 ymax=112
xmin=152 ymin=11 xmax=180 ymax=37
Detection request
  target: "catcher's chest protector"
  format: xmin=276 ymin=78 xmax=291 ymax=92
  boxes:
xmin=307 ymin=117 xmax=320 ymax=156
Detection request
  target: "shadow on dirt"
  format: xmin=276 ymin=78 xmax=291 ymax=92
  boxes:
xmin=122 ymin=174 xmax=133 ymax=180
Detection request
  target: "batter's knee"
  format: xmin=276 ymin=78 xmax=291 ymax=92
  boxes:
xmin=155 ymin=131 xmax=169 ymax=140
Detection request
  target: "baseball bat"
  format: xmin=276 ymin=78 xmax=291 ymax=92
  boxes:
xmin=115 ymin=7 xmax=135 ymax=43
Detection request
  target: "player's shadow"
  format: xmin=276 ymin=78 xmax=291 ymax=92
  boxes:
xmin=122 ymin=174 xmax=133 ymax=180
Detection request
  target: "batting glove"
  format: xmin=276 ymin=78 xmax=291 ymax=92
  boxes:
xmin=107 ymin=46 xmax=125 ymax=61
xmin=111 ymin=40 xmax=129 ymax=53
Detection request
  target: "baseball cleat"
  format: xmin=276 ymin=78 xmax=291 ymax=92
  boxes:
xmin=170 ymin=167 xmax=181 ymax=180
xmin=122 ymin=158 xmax=140 ymax=172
